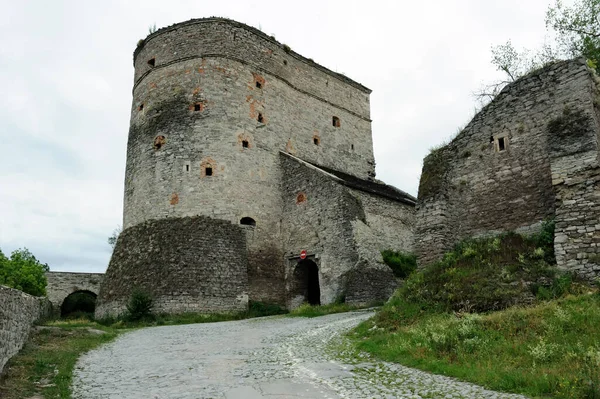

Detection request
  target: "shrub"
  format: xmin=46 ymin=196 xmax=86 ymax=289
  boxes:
xmin=125 ymin=289 xmax=154 ymax=321
xmin=398 ymin=230 xmax=565 ymax=313
xmin=0 ymin=248 xmax=49 ymax=296
xmin=381 ymin=250 xmax=417 ymax=278
xmin=247 ymin=301 xmax=287 ymax=317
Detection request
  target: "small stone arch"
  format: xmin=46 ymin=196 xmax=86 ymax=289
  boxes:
xmin=61 ymin=290 xmax=97 ymax=317
xmin=240 ymin=217 xmax=256 ymax=227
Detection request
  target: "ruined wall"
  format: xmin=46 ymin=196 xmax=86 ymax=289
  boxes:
xmin=95 ymin=216 xmax=248 ymax=318
xmin=280 ymin=153 xmax=399 ymax=307
xmin=46 ymin=272 xmax=104 ymax=314
xmin=0 ymin=285 xmax=51 ymax=375
xmin=549 ymin=105 xmax=600 ymax=278
xmin=415 ymin=59 xmax=597 ymax=267
xmin=350 ymin=189 xmax=415 ymax=253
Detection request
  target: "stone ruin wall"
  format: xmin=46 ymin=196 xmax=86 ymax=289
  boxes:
xmin=280 ymin=153 xmax=414 ymax=306
xmin=121 ymin=18 xmax=375 ymax=307
xmin=0 ymin=285 xmax=51 ymax=375
xmin=95 ymin=216 xmax=249 ymax=318
xmin=415 ymin=58 xmax=600 ymax=278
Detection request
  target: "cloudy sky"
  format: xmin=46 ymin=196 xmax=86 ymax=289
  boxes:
xmin=0 ymin=0 xmax=565 ymax=272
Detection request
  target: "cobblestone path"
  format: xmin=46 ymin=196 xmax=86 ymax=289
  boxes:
xmin=72 ymin=310 xmax=526 ymax=398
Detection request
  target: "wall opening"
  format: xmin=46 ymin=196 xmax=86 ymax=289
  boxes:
xmin=154 ymin=135 xmax=166 ymax=150
xmin=292 ymin=259 xmax=321 ymax=306
xmin=257 ymin=113 xmax=264 ymax=123
xmin=242 ymin=140 xmax=249 ymax=148
xmin=240 ymin=217 xmax=256 ymax=227
xmin=283 ymin=60 xmax=288 ymax=66
xmin=61 ymin=290 xmax=97 ymax=318
xmin=498 ymin=137 xmax=506 ymax=151
xmin=205 ymin=166 xmax=213 ymax=176
xmin=185 ymin=164 xmax=190 ymax=172
xmin=332 ymin=116 xmax=341 ymax=128
xmin=256 ymin=81 xmax=262 ymax=89
xmin=138 ymin=103 xmax=144 ymax=111
xmin=194 ymin=103 xmax=201 ymax=112
xmin=147 ymin=58 xmax=156 ymax=67
xmin=313 ymin=137 xmax=320 ymax=145
xmin=351 ymin=144 xmax=354 ymax=151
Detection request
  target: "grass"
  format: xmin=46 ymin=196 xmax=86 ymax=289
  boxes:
xmin=289 ymin=302 xmax=380 ymax=318
xmin=350 ymin=293 xmax=600 ymax=398
xmin=0 ymin=319 xmax=119 ymax=399
xmin=349 ymin=222 xmax=600 ymax=398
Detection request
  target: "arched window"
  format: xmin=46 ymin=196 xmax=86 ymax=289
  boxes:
xmin=240 ymin=217 xmax=256 ymax=227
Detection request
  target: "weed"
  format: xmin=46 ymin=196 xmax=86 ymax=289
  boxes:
xmin=125 ymin=288 xmax=154 ymax=321
xmin=381 ymin=250 xmax=417 ymax=278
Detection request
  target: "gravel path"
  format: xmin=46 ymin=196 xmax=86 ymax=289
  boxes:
xmin=72 ymin=310 xmax=527 ymax=398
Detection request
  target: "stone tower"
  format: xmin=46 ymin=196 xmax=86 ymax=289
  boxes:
xmin=96 ymin=18 xmax=415 ymax=318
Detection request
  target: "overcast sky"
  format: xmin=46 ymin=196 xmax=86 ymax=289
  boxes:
xmin=0 ymin=0 xmax=566 ymax=272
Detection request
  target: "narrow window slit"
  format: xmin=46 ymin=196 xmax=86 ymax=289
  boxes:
xmin=256 ymin=81 xmax=262 ymax=89
xmin=148 ymin=58 xmax=155 ymax=67
xmin=498 ymin=137 xmax=506 ymax=151
xmin=242 ymin=140 xmax=249 ymax=148
xmin=205 ymin=166 xmax=213 ymax=176
xmin=332 ymin=116 xmax=340 ymax=128
xmin=258 ymin=113 xmax=264 ymax=123
xmin=313 ymin=137 xmax=320 ymax=145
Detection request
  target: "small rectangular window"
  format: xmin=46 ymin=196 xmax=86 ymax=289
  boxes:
xmin=205 ymin=167 xmax=213 ymax=176
xmin=148 ymin=58 xmax=156 ymax=67
xmin=257 ymin=113 xmax=264 ymax=123
xmin=498 ymin=137 xmax=506 ymax=151
xmin=256 ymin=81 xmax=262 ymax=89
xmin=332 ymin=116 xmax=340 ymax=128
xmin=242 ymin=140 xmax=249 ymax=148
xmin=194 ymin=103 xmax=201 ymax=112
xmin=185 ymin=164 xmax=190 ymax=172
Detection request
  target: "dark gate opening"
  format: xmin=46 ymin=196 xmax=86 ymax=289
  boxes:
xmin=294 ymin=259 xmax=321 ymax=305
xmin=61 ymin=290 xmax=97 ymax=318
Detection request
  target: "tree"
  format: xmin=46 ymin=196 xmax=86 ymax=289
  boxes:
xmin=0 ymin=248 xmax=49 ymax=296
xmin=108 ymin=225 xmax=122 ymax=249
xmin=476 ymin=0 xmax=600 ymax=104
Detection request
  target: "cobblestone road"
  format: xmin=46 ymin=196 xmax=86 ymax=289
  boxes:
xmin=72 ymin=310 xmax=526 ymax=398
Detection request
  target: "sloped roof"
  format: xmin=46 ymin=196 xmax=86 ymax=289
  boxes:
xmin=280 ymin=151 xmax=416 ymax=206
xmin=309 ymin=162 xmax=417 ymax=206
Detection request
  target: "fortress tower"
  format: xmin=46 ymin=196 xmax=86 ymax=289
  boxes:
xmin=96 ymin=18 xmax=416 ymax=317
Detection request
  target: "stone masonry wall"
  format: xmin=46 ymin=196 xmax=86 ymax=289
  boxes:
xmin=46 ymin=272 xmax=104 ymax=314
xmin=549 ymin=100 xmax=600 ymax=278
xmin=0 ymin=285 xmax=51 ymax=375
xmin=350 ymin=189 xmax=415 ymax=253
xmin=280 ymin=153 xmax=399 ymax=307
xmin=415 ymin=59 xmax=597 ymax=268
xmin=95 ymin=216 xmax=249 ymax=318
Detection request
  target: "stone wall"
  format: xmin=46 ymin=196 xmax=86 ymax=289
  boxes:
xmin=415 ymin=58 xmax=600 ymax=275
xmin=280 ymin=152 xmax=408 ymax=307
xmin=0 ymin=285 xmax=51 ymax=375
xmin=46 ymin=272 xmax=104 ymax=315
xmin=95 ymin=216 xmax=249 ymax=318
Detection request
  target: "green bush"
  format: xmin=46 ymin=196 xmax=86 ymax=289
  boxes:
xmin=247 ymin=301 xmax=288 ymax=317
xmin=397 ymin=228 xmax=566 ymax=313
xmin=382 ymin=250 xmax=417 ymax=278
xmin=125 ymin=289 xmax=154 ymax=321
xmin=0 ymin=248 xmax=49 ymax=296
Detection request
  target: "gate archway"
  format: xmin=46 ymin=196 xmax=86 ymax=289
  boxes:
xmin=292 ymin=259 xmax=321 ymax=305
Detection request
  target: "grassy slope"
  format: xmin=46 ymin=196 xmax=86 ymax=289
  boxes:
xmin=351 ymin=226 xmax=600 ymax=399
xmin=351 ymin=294 xmax=600 ymax=398
xmin=0 ymin=320 xmax=120 ymax=399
